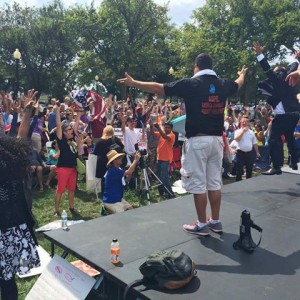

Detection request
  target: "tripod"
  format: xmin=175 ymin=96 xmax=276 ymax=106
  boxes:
xmin=138 ymin=157 xmax=174 ymax=204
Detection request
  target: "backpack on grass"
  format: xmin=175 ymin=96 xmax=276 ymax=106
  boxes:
xmin=123 ymin=249 xmax=196 ymax=299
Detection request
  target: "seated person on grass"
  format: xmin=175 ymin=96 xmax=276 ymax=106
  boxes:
xmin=47 ymin=140 xmax=60 ymax=166
xmin=102 ymin=149 xmax=140 ymax=214
xmin=30 ymin=149 xmax=56 ymax=191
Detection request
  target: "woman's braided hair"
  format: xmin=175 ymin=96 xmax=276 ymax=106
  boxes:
xmin=0 ymin=136 xmax=32 ymax=182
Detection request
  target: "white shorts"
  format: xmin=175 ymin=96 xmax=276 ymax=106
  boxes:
xmin=180 ymin=136 xmax=223 ymax=194
xmin=103 ymin=199 xmax=133 ymax=214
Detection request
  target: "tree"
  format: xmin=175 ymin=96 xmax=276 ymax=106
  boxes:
xmin=71 ymin=0 xmax=173 ymax=98
xmin=170 ymin=0 xmax=300 ymax=102
xmin=0 ymin=1 xmax=80 ymax=98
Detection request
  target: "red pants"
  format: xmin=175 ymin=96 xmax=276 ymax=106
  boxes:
xmin=56 ymin=167 xmax=77 ymax=193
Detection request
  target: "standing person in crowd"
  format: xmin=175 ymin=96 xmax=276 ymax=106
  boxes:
xmin=94 ymin=125 xmax=124 ymax=194
xmin=1 ymin=96 xmax=13 ymax=128
xmin=121 ymin=115 xmax=141 ymax=189
xmin=150 ymin=121 xmax=175 ymax=198
xmin=88 ymin=95 xmax=106 ymax=144
xmin=31 ymin=103 xmax=48 ymax=153
xmin=234 ymin=117 xmax=261 ymax=181
xmin=253 ymin=42 xmax=300 ymax=174
xmin=254 ymin=122 xmax=265 ymax=147
xmin=62 ymin=110 xmax=74 ymax=127
xmin=64 ymin=96 xmax=71 ymax=109
xmin=146 ymin=121 xmax=159 ymax=176
xmin=134 ymin=99 xmax=154 ymax=129
xmin=47 ymin=98 xmax=57 ymax=141
xmin=118 ymin=53 xmax=247 ymax=236
xmin=103 ymin=150 xmax=140 ymax=213
xmin=294 ymin=118 xmax=300 ymax=162
xmin=82 ymin=134 xmax=94 ymax=160
xmin=255 ymin=101 xmax=270 ymax=129
xmin=0 ymin=136 xmax=40 ymax=300
xmin=53 ymin=105 xmax=79 ymax=217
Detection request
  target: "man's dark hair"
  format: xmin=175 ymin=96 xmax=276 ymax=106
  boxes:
xmin=164 ymin=121 xmax=173 ymax=129
xmin=195 ymin=53 xmax=213 ymax=70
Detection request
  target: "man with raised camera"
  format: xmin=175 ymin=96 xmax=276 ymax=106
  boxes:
xmin=149 ymin=120 xmax=175 ymax=198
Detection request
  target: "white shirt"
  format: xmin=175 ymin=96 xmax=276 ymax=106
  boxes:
xmin=234 ymin=129 xmax=257 ymax=152
xmin=123 ymin=127 xmax=141 ymax=155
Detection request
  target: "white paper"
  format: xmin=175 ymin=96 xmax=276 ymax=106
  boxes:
xmin=26 ymin=255 xmax=96 ymax=300
xmin=17 ymin=246 xmax=51 ymax=278
xmin=35 ymin=220 xmax=85 ymax=232
xmin=86 ymin=154 xmax=101 ymax=192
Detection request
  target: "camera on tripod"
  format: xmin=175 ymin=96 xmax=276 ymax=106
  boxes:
xmin=134 ymin=144 xmax=148 ymax=169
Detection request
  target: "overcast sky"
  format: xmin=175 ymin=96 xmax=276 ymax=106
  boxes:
xmin=2 ymin=0 xmax=205 ymax=25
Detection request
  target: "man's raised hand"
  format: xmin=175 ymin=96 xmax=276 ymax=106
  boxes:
xmin=285 ymin=70 xmax=300 ymax=87
xmin=253 ymin=41 xmax=264 ymax=56
xmin=117 ymin=72 xmax=134 ymax=86
xmin=237 ymin=65 xmax=248 ymax=76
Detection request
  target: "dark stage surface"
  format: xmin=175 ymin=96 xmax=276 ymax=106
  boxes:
xmin=44 ymin=173 xmax=300 ymax=300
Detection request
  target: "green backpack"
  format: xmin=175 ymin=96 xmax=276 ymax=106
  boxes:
xmin=123 ymin=249 xmax=196 ymax=299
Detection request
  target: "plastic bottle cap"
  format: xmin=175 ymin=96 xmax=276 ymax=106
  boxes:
xmin=112 ymin=238 xmax=118 ymax=242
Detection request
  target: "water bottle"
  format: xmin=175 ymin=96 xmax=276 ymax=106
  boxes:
xmin=61 ymin=210 xmax=68 ymax=230
xmin=110 ymin=238 xmax=120 ymax=264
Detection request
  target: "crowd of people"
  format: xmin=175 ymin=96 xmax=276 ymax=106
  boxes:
xmin=1 ymin=42 xmax=300 ymax=298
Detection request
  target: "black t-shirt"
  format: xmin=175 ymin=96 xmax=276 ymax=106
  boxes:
xmin=164 ymin=75 xmax=238 ymax=137
xmin=57 ymin=137 xmax=77 ymax=168
xmin=94 ymin=137 xmax=124 ymax=178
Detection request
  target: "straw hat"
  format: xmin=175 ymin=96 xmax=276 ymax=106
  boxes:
xmin=106 ymin=150 xmax=125 ymax=167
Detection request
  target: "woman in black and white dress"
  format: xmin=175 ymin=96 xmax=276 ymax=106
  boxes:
xmin=0 ymin=136 xmax=40 ymax=300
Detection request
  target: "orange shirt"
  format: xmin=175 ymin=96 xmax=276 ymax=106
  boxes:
xmin=155 ymin=131 xmax=175 ymax=162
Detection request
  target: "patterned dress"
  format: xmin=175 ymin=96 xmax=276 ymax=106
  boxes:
xmin=0 ymin=180 xmax=40 ymax=280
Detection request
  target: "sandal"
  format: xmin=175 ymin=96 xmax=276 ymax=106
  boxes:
xmin=54 ymin=211 xmax=61 ymax=217
xmin=69 ymin=207 xmax=81 ymax=214
xmin=39 ymin=186 xmax=44 ymax=192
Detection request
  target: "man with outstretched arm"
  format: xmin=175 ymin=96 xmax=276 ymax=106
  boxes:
xmin=118 ymin=53 xmax=247 ymax=236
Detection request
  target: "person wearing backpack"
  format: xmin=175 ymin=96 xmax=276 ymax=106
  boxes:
xmin=94 ymin=125 xmax=124 ymax=195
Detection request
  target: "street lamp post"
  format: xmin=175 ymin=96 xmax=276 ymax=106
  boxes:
xmin=95 ymin=75 xmax=99 ymax=94
xmin=13 ymin=49 xmax=21 ymax=100
xmin=168 ymin=66 xmax=175 ymax=102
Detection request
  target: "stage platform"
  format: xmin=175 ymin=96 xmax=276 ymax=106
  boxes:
xmin=282 ymin=161 xmax=300 ymax=175
xmin=44 ymin=173 xmax=300 ymax=300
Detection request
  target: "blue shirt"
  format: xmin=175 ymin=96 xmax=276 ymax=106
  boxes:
xmin=295 ymin=125 xmax=300 ymax=149
xmin=48 ymin=149 xmax=58 ymax=165
xmin=48 ymin=112 xmax=56 ymax=131
xmin=103 ymin=166 xmax=125 ymax=204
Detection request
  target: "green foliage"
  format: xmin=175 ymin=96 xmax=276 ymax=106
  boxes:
xmin=169 ymin=0 xmax=300 ymax=103
xmin=0 ymin=1 xmax=80 ymax=98
xmin=0 ymin=0 xmax=299 ymax=100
